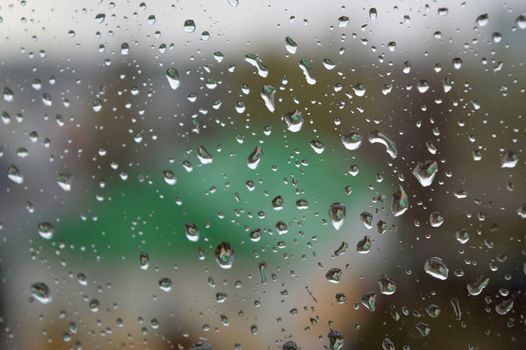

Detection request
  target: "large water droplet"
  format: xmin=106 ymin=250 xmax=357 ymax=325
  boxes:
xmin=341 ymin=130 xmax=362 ymax=150
xmin=424 ymin=257 xmax=449 ymax=280
xmin=247 ymin=146 xmax=263 ymax=169
xmin=260 ymin=85 xmax=276 ymax=112
xmin=184 ymin=223 xmax=199 ymax=242
xmin=165 ymin=67 xmax=180 ymax=90
xmin=391 ymin=185 xmax=408 ymax=216
xmin=284 ymin=110 xmax=304 ymax=132
xmin=412 ymin=160 xmax=438 ymax=187
xmin=30 ymin=282 xmax=52 ymax=304
xmin=467 ymin=275 xmax=489 ymax=296
xmin=329 ymin=202 xmax=346 ymax=230
xmin=368 ymin=130 xmax=397 ymax=159
xmin=215 ymin=242 xmax=234 ymax=269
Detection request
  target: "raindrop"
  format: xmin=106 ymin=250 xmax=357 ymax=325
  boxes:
xmin=30 ymin=282 xmax=52 ymax=304
xmin=424 ymin=257 xmax=449 ymax=280
xmin=215 ymin=242 xmax=234 ymax=269
xmin=329 ymin=202 xmax=346 ymax=230
xmin=165 ymin=67 xmax=180 ymax=90
xmin=391 ymin=185 xmax=409 ymax=216
xmin=37 ymin=222 xmax=54 ymax=240
xmin=412 ymin=160 xmax=438 ymax=187
xmin=341 ymin=130 xmax=362 ymax=150
xmin=184 ymin=223 xmax=199 ymax=242
xmin=284 ymin=110 xmax=304 ymax=132
xmin=247 ymin=146 xmax=263 ymax=169
xmin=368 ymin=130 xmax=397 ymax=159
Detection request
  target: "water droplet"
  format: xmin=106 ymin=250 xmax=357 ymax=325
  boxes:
xmin=412 ymin=160 xmax=438 ymax=187
xmin=159 ymin=278 xmax=173 ymax=292
xmin=369 ymin=8 xmax=377 ymax=20
xmin=378 ymin=274 xmax=396 ymax=295
xmin=334 ymin=241 xmax=349 ymax=256
xmin=391 ymin=185 xmax=409 ymax=216
xmin=328 ymin=329 xmax=345 ymax=350
xmin=215 ymin=242 xmax=234 ymax=269
xmin=285 ymin=36 xmax=297 ymax=54
xmin=325 ymin=268 xmax=343 ymax=285
xmin=258 ymin=262 xmax=268 ymax=284
xmin=356 ymin=235 xmax=372 ymax=254
xmin=284 ymin=110 xmax=304 ymax=132
xmin=37 ymin=222 xmax=54 ymax=240
xmin=476 ymin=13 xmax=489 ymax=27
xmin=467 ymin=275 xmax=489 ymax=296
xmin=197 ymin=146 xmax=213 ymax=164
xmin=368 ymin=130 xmax=397 ymax=159
xmin=341 ymin=130 xmax=362 ymax=150
xmin=184 ymin=19 xmax=196 ymax=32
xmin=338 ymin=16 xmax=349 ymax=28
xmin=516 ymin=15 xmax=526 ymax=29
xmin=425 ymin=304 xmax=441 ymax=318
xmin=247 ymin=146 xmax=263 ymax=169
xmin=282 ymin=340 xmax=298 ymax=350
xmin=329 ymin=202 xmax=346 ymax=230
xmin=272 ymin=195 xmax=284 ymax=210
xmin=495 ymin=299 xmax=513 ymax=315
xmin=500 ymin=150 xmax=518 ymax=168
xmin=31 ymin=282 xmax=52 ymax=304
xmin=245 ymin=54 xmax=268 ymax=78
xmin=360 ymin=211 xmax=373 ymax=229
xmin=227 ymin=0 xmax=239 ymax=7
xmin=57 ymin=173 xmax=73 ymax=191
xmin=7 ymin=164 xmax=23 ymax=184
xmin=3 ymin=87 xmax=14 ymax=102
xmin=163 ymin=169 xmax=177 ymax=185
xmin=309 ymin=139 xmax=325 ymax=154
xmin=450 ymin=297 xmax=462 ymax=320
xmin=165 ymin=67 xmax=180 ymax=90
xmin=382 ymin=338 xmax=395 ymax=350
xmin=184 ymin=223 xmax=199 ymax=242
xmin=95 ymin=13 xmax=105 ymax=23
xmin=360 ymin=291 xmax=376 ymax=311
xmin=417 ymin=80 xmax=430 ymax=93
xmin=415 ymin=322 xmax=431 ymax=337
xmin=298 ymin=58 xmax=316 ymax=85
xmin=260 ymin=85 xmax=276 ymax=112
xmin=429 ymin=211 xmax=444 ymax=227
xmin=424 ymin=257 xmax=449 ymax=280
xmin=139 ymin=252 xmax=149 ymax=270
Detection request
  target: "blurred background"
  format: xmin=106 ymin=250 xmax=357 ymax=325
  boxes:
xmin=0 ymin=0 xmax=525 ymax=349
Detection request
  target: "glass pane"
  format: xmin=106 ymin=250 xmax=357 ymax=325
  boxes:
xmin=0 ymin=1 xmax=524 ymax=349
